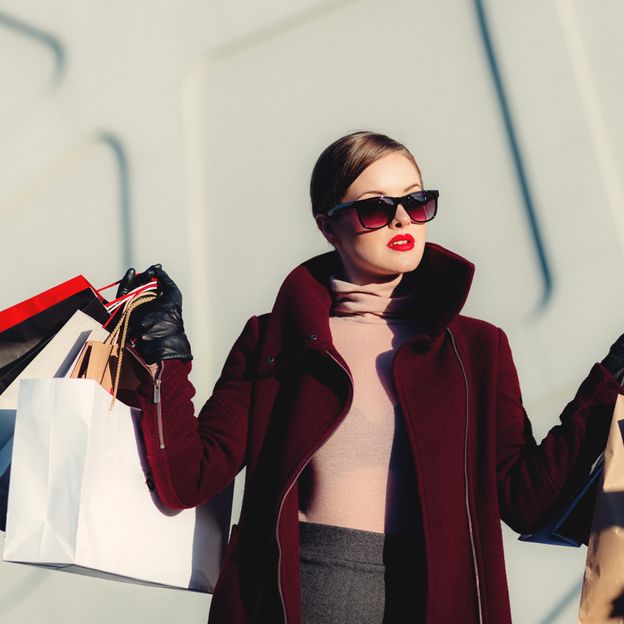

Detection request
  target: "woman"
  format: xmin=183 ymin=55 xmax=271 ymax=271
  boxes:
xmin=119 ymin=131 xmax=624 ymax=623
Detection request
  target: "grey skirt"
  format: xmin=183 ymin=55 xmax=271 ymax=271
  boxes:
xmin=298 ymin=521 xmax=426 ymax=624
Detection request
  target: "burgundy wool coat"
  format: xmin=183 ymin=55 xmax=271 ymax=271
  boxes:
xmin=136 ymin=241 xmax=623 ymax=624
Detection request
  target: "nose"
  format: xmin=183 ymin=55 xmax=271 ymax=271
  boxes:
xmin=390 ymin=203 xmax=412 ymax=228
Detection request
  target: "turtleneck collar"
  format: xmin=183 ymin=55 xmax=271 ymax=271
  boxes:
xmin=329 ymin=272 xmax=420 ymax=323
xmin=255 ymin=242 xmax=476 ymax=375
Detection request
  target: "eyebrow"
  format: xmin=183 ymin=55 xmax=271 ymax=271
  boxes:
xmin=355 ymin=182 xmax=422 ymax=200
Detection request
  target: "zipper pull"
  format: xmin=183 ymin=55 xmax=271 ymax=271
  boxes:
xmin=152 ymin=361 xmax=164 ymax=404
xmin=153 ymin=378 xmax=161 ymax=403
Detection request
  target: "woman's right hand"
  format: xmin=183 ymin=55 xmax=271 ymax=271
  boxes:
xmin=116 ymin=264 xmax=193 ymax=365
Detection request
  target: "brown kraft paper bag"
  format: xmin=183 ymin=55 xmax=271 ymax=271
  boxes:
xmin=70 ymin=341 xmax=141 ymax=396
xmin=579 ymin=393 xmax=624 ymax=622
xmin=70 ymin=294 xmax=154 ymax=407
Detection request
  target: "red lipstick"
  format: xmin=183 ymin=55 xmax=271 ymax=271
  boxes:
xmin=387 ymin=234 xmax=415 ymax=251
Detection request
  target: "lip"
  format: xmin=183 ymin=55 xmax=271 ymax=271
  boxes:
xmin=387 ymin=234 xmax=415 ymax=251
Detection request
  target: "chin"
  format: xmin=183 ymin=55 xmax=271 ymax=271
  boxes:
xmin=346 ymin=247 xmax=424 ymax=280
xmin=392 ymin=262 xmax=421 ymax=275
xmin=372 ymin=260 xmax=420 ymax=278
xmin=390 ymin=252 xmax=424 ymax=273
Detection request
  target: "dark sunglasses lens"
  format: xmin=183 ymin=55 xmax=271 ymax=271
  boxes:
xmin=357 ymin=198 xmax=394 ymax=229
xmin=404 ymin=194 xmax=437 ymax=222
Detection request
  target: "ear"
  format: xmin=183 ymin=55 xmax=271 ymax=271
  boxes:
xmin=315 ymin=214 xmax=340 ymax=246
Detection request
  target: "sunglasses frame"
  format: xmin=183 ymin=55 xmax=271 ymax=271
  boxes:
xmin=325 ymin=190 xmax=439 ymax=230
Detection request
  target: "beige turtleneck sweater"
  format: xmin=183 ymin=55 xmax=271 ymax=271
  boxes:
xmin=297 ymin=272 xmax=424 ymax=535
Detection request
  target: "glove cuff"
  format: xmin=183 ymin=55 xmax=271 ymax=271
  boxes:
xmin=136 ymin=331 xmax=193 ymax=365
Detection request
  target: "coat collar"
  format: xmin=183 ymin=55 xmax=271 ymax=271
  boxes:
xmin=257 ymin=242 xmax=475 ymax=375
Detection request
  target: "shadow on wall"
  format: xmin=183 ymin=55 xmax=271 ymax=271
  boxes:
xmin=472 ymin=0 xmax=552 ymax=317
xmin=0 ymin=9 xmax=66 ymax=86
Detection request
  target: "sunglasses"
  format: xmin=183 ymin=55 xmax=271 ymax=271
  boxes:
xmin=325 ymin=190 xmax=439 ymax=230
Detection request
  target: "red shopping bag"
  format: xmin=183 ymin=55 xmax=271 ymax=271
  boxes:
xmin=0 ymin=276 xmax=109 ymax=395
xmin=0 ymin=276 xmax=103 ymax=333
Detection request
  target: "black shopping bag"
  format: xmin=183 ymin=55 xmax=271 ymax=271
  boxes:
xmin=0 ymin=276 xmax=109 ymax=395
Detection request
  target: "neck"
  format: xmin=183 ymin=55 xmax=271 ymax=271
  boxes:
xmin=329 ymin=271 xmax=419 ymax=322
xmin=336 ymin=268 xmax=405 ymax=299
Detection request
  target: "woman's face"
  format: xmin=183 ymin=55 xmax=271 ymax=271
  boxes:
xmin=316 ymin=151 xmax=427 ymax=284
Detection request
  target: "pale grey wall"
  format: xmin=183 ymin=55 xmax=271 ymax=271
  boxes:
xmin=1 ymin=1 xmax=623 ymax=622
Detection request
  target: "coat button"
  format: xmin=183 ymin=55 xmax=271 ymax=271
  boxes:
xmin=265 ymin=355 xmax=275 ymax=364
xmin=308 ymin=334 xmax=318 ymax=341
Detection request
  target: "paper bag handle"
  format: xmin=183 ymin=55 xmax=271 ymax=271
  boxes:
xmin=108 ymin=293 xmax=155 ymax=407
xmin=70 ymin=292 xmax=156 ymax=409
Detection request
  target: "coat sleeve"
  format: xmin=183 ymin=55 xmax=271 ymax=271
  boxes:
xmin=495 ymin=327 xmax=623 ymax=535
xmin=136 ymin=315 xmax=260 ymax=509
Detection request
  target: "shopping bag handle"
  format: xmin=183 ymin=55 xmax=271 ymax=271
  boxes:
xmin=107 ymin=293 xmax=156 ymax=409
xmin=96 ymin=274 xmax=158 ymax=299
xmin=100 ymin=279 xmax=158 ymax=318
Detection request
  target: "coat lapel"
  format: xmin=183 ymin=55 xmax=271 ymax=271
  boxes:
xmin=255 ymin=242 xmax=476 ymax=492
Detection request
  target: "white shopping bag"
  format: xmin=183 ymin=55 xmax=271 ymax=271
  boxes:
xmin=0 ymin=310 xmax=108 ymax=478
xmin=3 ymin=377 xmax=230 ymax=592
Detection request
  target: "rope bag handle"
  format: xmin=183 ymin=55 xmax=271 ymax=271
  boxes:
xmin=107 ymin=292 xmax=156 ymax=409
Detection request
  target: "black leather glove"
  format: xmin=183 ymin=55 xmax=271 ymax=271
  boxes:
xmin=116 ymin=266 xmax=156 ymax=298
xmin=116 ymin=264 xmax=193 ymax=364
xmin=601 ymin=333 xmax=624 ymax=385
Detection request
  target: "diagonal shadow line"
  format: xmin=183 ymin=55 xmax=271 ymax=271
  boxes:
xmin=473 ymin=0 xmax=553 ymax=318
xmin=537 ymin=577 xmax=583 ymax=624
xmin=0 ymin=10 xmax=66 ymax=86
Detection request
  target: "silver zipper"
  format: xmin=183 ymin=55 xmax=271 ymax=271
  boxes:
xmin=122 ymin=346 xmax=166 ymax=450
xmin=153 ymin=363 xmax=165 ymax=449
xmin=275 ymin=349 xmax=353 ymax=624
xmin=446 ymin=328 xmax=484 ymax=624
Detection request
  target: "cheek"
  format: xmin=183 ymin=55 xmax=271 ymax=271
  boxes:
xmin=336 ymin=220 xmax=429 ymax=265
xmin=414 ymin=225 xmax=427 ymax=247
xmin=334 ymin=225 xmax=380 ymax=261
xmin=354 ymin=230 xmax=386 ymax=253
xmin=350 ymin=230 xmax=388 ymax=260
